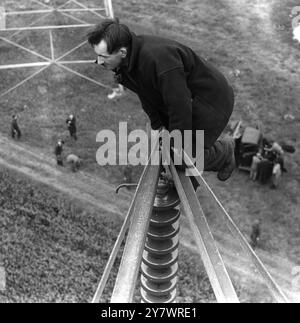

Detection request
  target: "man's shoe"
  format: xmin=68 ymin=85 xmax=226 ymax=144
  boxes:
xmin=217 ymin=139 xmax=236 ymax=181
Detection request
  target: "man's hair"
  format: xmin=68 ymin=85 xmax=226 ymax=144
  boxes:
xmin=87 ymin=18 xmax=132 ymax=53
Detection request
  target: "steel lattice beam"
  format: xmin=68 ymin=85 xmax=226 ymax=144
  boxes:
xmin=0 ymin=0 xmax=110 ymax=97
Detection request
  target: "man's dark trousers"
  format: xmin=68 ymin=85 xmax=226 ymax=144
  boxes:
xmin=189 ymin=89 xmax=235 ymax=189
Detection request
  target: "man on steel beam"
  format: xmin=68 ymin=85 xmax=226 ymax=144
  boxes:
xmin=87 ymin=18 xmax=236 ymax=189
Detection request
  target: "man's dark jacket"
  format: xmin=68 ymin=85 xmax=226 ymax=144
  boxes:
xmin=116 ymin=32 xmax=234 ymax=148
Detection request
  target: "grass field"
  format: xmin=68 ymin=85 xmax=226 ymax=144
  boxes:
xmin=0 ymin=0 xmax=299 ymax=302
xmin=0 ymin=168 xmax=222 ymax=302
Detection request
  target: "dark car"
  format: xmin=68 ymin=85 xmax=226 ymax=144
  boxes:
xmin=236 ymin=126 xmax=263 ymax=171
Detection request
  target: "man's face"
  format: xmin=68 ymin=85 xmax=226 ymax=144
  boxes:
xmin=94 ymin=40 xmax=125 ymax=71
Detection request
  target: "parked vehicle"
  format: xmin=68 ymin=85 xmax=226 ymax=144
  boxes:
xmin=228 ymin=121 xmax=295 ymax=188
xmin=237 ymin=126 xmax=263 ymax=172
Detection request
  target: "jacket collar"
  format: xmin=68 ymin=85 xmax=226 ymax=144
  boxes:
xmin=128 ymin=32 xmax=141 ymax=72
xmin=117 ymin=32 xmax=140 ymax=73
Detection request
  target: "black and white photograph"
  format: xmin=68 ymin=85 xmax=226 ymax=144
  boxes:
xmin=0 ymin=0 xmax=299 ymax=305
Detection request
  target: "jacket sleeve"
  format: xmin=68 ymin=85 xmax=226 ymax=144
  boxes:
xmin=138 ymin=94 xmax=163 ymax=130
xmin=158 ymin=68 xmax=194 ymax=170
xmin=158 ymin=67 xmax=192 ymax=133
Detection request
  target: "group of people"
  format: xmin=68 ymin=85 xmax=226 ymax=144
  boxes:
xmin=249 ymin=141 xmax=286 ymax=188
xmin=10 ymin=113 xmax=81 ymax=172
xmin=54 ymin=114 xmax=82 ymax=172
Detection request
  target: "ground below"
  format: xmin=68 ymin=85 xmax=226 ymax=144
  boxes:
xmin=0 ymin=0 xmax=299 ymax=302
xmin=0 ymin=134 xmax=299 ymax=302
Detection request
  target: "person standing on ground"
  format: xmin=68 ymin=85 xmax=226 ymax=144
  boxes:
xmin=250 ymin=151 xmax=263 ymax=181
xmin=55 ymin=140 xmax=64 ymax=166
xmin=250 ymin=219 xmax=261 ymax=250
xmin=66 ymin=114 xmax=77 ymax=140
xmin=11 ymin=115 xmax=21 ymax=139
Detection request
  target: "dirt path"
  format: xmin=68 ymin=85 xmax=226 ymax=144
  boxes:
xmin=0 ymin=133 xmax=299 ymax=302
xmin=0 ymin=135 xmax=132 ymax=217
